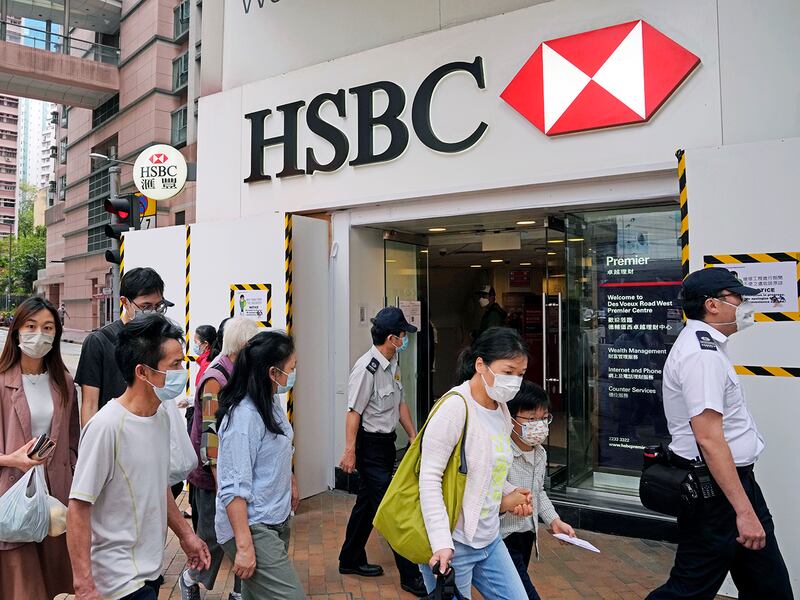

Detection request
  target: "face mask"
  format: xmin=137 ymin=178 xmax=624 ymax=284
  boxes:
xmin=481 ymin=366 xmax=523 ymax=404
xmin=146 ymin=367 xmax=188 ymax=402
xmin=392 ymin=335 xmax=409 ymax=353
xmin=515 ymin=418 xmax=549 ymax=446
xmin=478 ymin=298 xmax=490 ymax=308
xmin=192 ymin=342 xmax=203 ymax=355
xmin=18 ymin=332 xmax=55 ymax=359
xmin=718 ymin=299 xmax=756 ymax=332
xmin=274 ymin=368 xmax=296 ymax=394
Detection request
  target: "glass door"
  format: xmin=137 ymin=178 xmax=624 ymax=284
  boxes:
xmin=542 ymin=218 xmax=567 ymax=487
xmin=384 ymin=239 xmax=430 ymax=451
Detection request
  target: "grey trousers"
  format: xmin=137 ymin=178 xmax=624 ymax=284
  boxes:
xmin=187 ymin=488 xmax=241 ymax=593
xmin=221 ymin=519 xmax=305 ymax=600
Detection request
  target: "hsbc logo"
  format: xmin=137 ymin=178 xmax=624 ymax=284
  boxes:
xmin=501 ymin=21 xmax=700 ymax=135
xmin=149 ymin=153 xmax=169 ymax=164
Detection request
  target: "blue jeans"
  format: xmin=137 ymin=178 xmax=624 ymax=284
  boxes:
xmin=419 ymin=536 xmax=527 ymax=600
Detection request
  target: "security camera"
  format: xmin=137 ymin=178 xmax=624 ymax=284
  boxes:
xmin=438 ymin=248 xmax=447 ymax=257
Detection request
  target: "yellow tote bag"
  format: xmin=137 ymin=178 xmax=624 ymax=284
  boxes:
xmin=373 ymin=392 xmax=468 ymax=565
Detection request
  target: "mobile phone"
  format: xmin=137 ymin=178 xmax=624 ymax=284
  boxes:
xmin=27 ymin=434 xmax=55 ymax=460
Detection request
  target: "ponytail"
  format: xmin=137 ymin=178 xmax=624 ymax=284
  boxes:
xmin=455 ymin=327 xmax=528 ymax=384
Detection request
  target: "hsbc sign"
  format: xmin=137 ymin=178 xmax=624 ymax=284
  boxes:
xmin=245 ymin=22 xmax=699 ymax=182
xmin=501 ymin=20 xmax=700 ymax=135
xmin=133 ymin=144 xmax=188 ymax=200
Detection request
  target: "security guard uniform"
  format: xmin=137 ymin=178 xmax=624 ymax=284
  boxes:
xmin=339 ymin=310 xmax=423 ymax=591
xmin=648 ymin=269 xmax=793 ymax=599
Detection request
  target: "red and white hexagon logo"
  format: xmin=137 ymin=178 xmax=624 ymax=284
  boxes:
xmin=501 ymin=21 xmax=700 ymax=136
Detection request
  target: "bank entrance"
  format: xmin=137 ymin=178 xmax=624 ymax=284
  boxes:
xmin=365 ymin=203 xmax=683 ymax=509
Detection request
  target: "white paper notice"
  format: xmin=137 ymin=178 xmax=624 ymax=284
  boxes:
xmin=552 ymin=533 xmax=600 ymax=553
xmin=713 ymin=261 xmax=798 ymax=313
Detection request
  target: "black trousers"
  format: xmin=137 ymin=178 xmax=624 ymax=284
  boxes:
xmin=647 ymin=469 xmax=793 ymax=600
xmin=503 ymin=531 xmax=541 ymax=600
xmin=339 ymin=429 xmax=420 ymax=584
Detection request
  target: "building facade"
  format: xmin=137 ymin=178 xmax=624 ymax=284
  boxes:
xmin=34 ymin=0 xmax=200 ymax=330
xmin=0 ymin=94 xmax=18 ymax=237
xmin=121 ymin=2 xmax=800 ymax=596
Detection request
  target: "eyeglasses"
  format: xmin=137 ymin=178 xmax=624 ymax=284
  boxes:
xmin=131 ymin=299 xmax=169 ymax=315
xmin=515 ymin=414 xmax=554 ymax=426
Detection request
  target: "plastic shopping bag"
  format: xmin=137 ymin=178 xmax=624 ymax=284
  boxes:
xmin=47 ymin=496 xmax=67 ymax=537
xmin=0 ymin=465 xmax=50 ymax=543
xmin=164 ymin=398 xmax=198 ymax=486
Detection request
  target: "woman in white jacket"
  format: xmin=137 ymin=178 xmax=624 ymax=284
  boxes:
xmin=419 ymin=327 xmax=531 ymax=599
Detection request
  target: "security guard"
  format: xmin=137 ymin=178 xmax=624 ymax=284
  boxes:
xmin=648 ymin=268 xmax=793 ymax=599
xmin=338 ymin=307 xmax=426 ymax=597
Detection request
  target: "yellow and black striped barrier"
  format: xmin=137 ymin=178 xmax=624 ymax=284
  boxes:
xmin=229 ymin=283 xmax=272 ymax=327
xmin=676 ymin=149 xmax=689 ymax=279
xmin=735 ymin=365 xmax=800 ymax=378
xmin=704 ymin=252 xmax=800 ymax=322
xmin=284 ymin=214 xmax=294 ymax=424
xmin=185 ymin=225 xmax=192 ymax=394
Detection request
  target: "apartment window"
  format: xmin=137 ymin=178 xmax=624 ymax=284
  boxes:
xmin=59 ymin=175 xmax=66 ymax=201
xmin=61 ymin=106 xmax=69 ymax=129
xmin=88 ymin=197 xmax=112 ymax=228
xmin=195 ymin=40 xmax=201 ymax=63
xmin=172 ymin=53 xmax=189 ymax=92
xmin=174 ymin=0 xmax=190 ymax=40
xmin=59 ymin=138 xmax=67 ymax=164
xmin=88 ymin=169 xmax=110 ymax=199
xmin=171 ymin=106 xmax=188 ymax=146
xmin=88 ymin=225 xmax=112 ymax=252
xmin=92 ymin=95 xmax=119 ymax=129
xmin=175 ymin=211 xmax=186 ymax=226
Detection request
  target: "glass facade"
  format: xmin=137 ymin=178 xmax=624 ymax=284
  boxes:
xmin=562 ymin=206 xmax=683 ymax=495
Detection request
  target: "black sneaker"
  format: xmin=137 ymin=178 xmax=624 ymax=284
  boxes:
xmin=178 ymin=571 xmax=201 ymax=600
xmin=400 ymin=575 xmax=428 ymax=597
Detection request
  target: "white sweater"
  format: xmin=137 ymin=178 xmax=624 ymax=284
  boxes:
xmin=419 ymin=381 xmax=515 ymax=553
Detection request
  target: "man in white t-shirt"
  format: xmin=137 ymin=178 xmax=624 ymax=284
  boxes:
xmin=648 ymin=268 xmax=792 ymax=599
xmin=67 ymin=314 xmax=210 ymax=600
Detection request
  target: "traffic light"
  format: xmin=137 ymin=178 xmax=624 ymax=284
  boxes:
xmin=104 ymin=193 xmax=141 ymax=265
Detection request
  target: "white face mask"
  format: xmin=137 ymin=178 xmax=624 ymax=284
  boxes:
xmin=480 ymin=366 xmax=523 ymax=403
xmin=19 ymin=332 xmax=55 ymax=359
xmin=478 ymin=297 xmax=490 ymax=308
xmin=515 ymin=419 xmax=549 ymax=446
xmin=718 ymin=299 xmax=756 ymax=332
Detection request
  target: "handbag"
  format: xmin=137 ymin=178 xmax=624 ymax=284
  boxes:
xmin=373 ymin=392 xmax=468 ymax=565
xmin=0 ymin=465 xmax=51 ymax=543
xmin=163 ymin=397 xmax=198 ymax=486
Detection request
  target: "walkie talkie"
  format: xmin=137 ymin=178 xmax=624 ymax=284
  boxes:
xmin=691 ymin=461 xmax=717 ymax=499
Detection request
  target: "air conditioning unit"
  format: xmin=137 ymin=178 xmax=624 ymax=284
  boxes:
xmin=49 ymin=145 xmax=58 ymax=158
xmin=49 ymin=180 xmax=56 ymax=192
xmin=50 ymin=111 xmax=59 ymax=125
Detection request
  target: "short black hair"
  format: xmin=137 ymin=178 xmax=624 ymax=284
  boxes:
xmin=681 ymin=293 xmax=708 ymax=320
xmin=507 ymin=380 xmax=550 ymax=418
xmin=120 ymin=267 xmax=165 ymax=301
xmin=371 ymin=324 xmax=402 ymax=346
xmin=456 ymin=327 xmax=528 ymax=383
xmin=115 ymin=313 xmax=184 ymax=385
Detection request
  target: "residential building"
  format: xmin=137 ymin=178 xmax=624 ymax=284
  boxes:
xmin=8 ymin=0 xmax=201 ymax=330
xmin=0 ymin=94 xmax=18 ymax=237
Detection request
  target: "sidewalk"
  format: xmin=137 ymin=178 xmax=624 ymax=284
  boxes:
xmin=61 ymin=328 xmax=91 ymax=344
xmin=149 ymin=490 xmax=721 ymax=600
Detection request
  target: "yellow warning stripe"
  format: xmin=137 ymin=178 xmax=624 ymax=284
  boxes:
xmin=285 ymin=214 xmax=293 ymax=425
xmin=185 ymin=225 xmax=191 ymax=396
xmin=735 ymin=365 xmax=800 ymax=378
xmin=676 ymin=150 xmax=689 ymax=279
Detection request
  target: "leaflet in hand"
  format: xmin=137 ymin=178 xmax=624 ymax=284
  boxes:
xmin=552 ymin=532 xmax=600 ymax=553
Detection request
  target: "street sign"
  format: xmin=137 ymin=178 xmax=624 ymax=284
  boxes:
xmin=135 ymin=193 xmax=156 ymax=216
xmin=102 ymin=287 xmax=112 ymax=295
xmin=140 ymin=215 xmax=157 ymax=230
xmin=133 ymin=144 xmax=188 ymax=200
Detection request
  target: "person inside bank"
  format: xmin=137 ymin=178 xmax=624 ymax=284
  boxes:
xmin=338 ymin=306 xmax=426 ymax=596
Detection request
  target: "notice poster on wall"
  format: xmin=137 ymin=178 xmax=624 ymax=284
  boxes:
xmin=399 ymin=300 xmax=422 ymax=330
xmin=229 ymin=283 xmax=272 ymax=327
xmin=706 ymin=259 xmax=799 ymax=313
xmin=597 ymin=254 xmax=683 ymax=471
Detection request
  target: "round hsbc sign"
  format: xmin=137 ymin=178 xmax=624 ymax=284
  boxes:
xmin=133 ymin=144 xmax=188 ymax=200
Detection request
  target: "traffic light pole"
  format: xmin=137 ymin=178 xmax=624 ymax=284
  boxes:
xmin=109 ymin=166 xmax=122 ymax=321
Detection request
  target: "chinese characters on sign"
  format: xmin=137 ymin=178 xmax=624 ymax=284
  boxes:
xmin=710 ymin=260 xmax=798 ymax=313
xmin=133 ymin=144 xmax=188 ymax=201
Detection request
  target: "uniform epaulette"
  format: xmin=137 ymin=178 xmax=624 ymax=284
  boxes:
xmin=696 ymin=330 xmax=718 ymax=351
xmin=366 ymin=358 xmax=380 ymax=374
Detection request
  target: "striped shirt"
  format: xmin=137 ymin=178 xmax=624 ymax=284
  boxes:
xmin=500 ymin=442 xmax=559 ymax=556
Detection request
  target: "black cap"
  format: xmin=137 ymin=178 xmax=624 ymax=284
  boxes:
xmin=162 ymin=298 xmax=175 ymax=308
xmin=370 ymin=306 xmax=418 ymax=333
xmin=682 ymin=267 xmax=761 ymax=298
